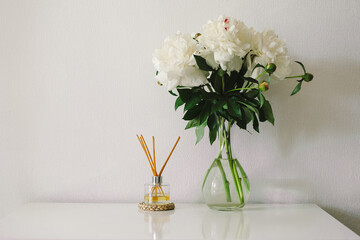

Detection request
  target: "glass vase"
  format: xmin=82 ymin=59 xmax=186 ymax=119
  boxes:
xmin=202 ymin=118 xmax=250 ymax=210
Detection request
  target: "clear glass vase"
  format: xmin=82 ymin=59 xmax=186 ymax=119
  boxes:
xmin=202 ymin=118 xmax=250 ymax=210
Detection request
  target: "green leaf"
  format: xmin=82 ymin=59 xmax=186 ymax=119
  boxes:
xmin=210 ymin=99 xmax=226 ymax=115
xmin=185 ymin=118 xmax=201 ymax=129
xmin=235 ymin=159 xmax=250 ymax=194
xmin=194 ymin=55 xmax=213 ymax=71
xmin=229 ymin=71 xmax=244 ymax=89
xmin=258 ymin=92 xmax=265 ymax=108
xmin=291 ymin=82 xmax=302 ymax=96
xmin=243 ymin=108 xmax=253 ymax=124
xmin=209 ymin=122 xmax=219 ymax=145
xmin=177 ymin=88 xmax=192 ymax=102
xmin=245 ymin=89 xmax=259 ymax=99
xmin=217 ymin=109 xmax=231 ymax=121
xmin=239 ymin=51 xmax=251 ymax=76
xmin=252 ymin=113 xmax=259 ymax=133
xmin=224 ymin=73 xmax=237 ymax=92
xmin=227 ymin=100 xmax=242 ymax=119
xmin=237 ymin=100 xmax=259 ymax=115
xmin=235 ymin=94 xmax=259 ymax=108
xmin=243 ymin=76 xmax=258 ymax=84
xmin=207 ymin=114 xmax=219 ymax=145
xmin=184 ymin=96 xmax=201 ymax=111
xmin=261 ymin=100 xmax=274 ymax=125
xmin=199 ymin=101 xmax=212 ymax=125
xmin=213 ymin=74 xmax=223 ymax=93
xmin=295 ymin=61 xmax=306 ymax=74
xmin=251 ymin=63 xmax=265 ymax=73
xmin=236 ymin=114 xmax=247 ymax=130
xmin=183 ymin=103 xmax=203 ymax=120
xmin=239 ymin=61 xmax=248 ymax=76
xmin=259 ymin=110 xmax=266 ymax=122
xmin=175 ymin=97 xmax=184 ymax=111
xmin=207 ymin=114 xmax=217 ymax=130
xmin=168 ymin=90 xmax=177 ymax=96
xmin=195 ymin=122 xmax=206 ymax=144
xmin=200 ymin=91 xmax=218 ymax=100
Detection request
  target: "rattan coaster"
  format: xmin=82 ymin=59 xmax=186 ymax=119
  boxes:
xmin=138 ymin=202 xmax=175 ymax=211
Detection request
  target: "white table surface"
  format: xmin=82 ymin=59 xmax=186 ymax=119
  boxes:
xmin=0 ymin=203 xmax=358 ymax=240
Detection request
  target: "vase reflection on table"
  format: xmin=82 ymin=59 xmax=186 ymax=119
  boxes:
xmin=202 ymin=208 xmax=250 ymax=239
xmin=202 ymin=118 xmax=250 ymax=210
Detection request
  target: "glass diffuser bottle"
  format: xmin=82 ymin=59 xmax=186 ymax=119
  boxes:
xmin=137 ymin=134 xmax=180 ymax=207
xmin=144 ymin=176 xmax=170 ymax=204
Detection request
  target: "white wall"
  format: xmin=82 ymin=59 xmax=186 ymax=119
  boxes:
xmin=1 ymin=0 xmax=359 ymax=234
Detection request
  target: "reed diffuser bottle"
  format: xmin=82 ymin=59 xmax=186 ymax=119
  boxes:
xmin=144 ymin=176 xmax=170 ymax=204
xmin=137 ymin=134 xmax=180 ymax=207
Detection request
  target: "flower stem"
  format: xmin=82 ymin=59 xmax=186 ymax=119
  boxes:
xmin=202 ymin=161 xmax=215 ymax=190
xmin=202 ymin=117 xmax=247 ymax=205
xmin=225 ymin=87 xmax=258 ymax=94
xmin=243 ymin=70 xmax=266 ymax=91
xmin=285 ymin=75 xmax=304 ymax=79
xmin=223 ymin=120 xmax=245 ymax=206
xmin=215 ymin=158 xmax=232 ymax=202
xmin=255 ymin=70 xmax=266 ymax=80
xmin=217 ymin=117 xmax=232 ymax=202
xmin=222 ymin=76 xmax=225 ymax=93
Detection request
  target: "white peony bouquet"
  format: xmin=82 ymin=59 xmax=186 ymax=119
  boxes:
xmin=153 ymin=15 xmax=313 ymax=144
xmin=152 ymin=16 xmax=314 ymax=208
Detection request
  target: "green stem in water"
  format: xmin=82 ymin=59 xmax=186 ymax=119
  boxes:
xmin=230 ymin=159 xmax=244 ymax=205
xmin=224 ymin=121 xmax=245 ymax=206
xmin=215 ymin=158 xmax=232 ymax=202
xmin=202 ymin=117 xmax=232 ymax=202
xmin=202 ymin=118 xmax=247 ymax=205
xmin=202 ymin=161 xmax=215 ymax=190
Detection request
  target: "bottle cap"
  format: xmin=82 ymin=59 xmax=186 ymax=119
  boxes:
xmin=152 ymin=176 xmax=162 ymax=184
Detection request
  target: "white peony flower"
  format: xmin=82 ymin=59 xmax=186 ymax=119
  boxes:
xmin=152 ymin=32 xmax=208 ymax=90
xmin=250 ymin=29 xmax=291 ymax=82
xmin=197 ymin=15 xmax=253 ymax=72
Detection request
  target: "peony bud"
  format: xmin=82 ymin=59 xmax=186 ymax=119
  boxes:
xmin=265 ymin=63 xmax=277 ymax=74
xmin=303 ymin=73 xmax=313 ymax=82
xmin=259 ymin=81 xmax=269 ymax=92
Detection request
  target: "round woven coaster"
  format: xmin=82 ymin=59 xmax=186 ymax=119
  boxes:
xmin=138 ymin=202 xmax=175 ymax=211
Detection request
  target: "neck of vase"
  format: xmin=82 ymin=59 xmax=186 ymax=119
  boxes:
xmin=217 ymin=117 xmax=234 ymax=160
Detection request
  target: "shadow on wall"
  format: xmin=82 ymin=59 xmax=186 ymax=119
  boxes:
xmin=251 ymin=178 xmax=314 ymax=203
xmin=270 ymin=60 xmax=360 ymax=157
xmin=258 ymin=60 xmax=360 ymax=234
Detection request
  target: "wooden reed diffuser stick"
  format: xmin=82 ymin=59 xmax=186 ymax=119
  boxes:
xmin=136 ymin=135 xmax=156 ymax=176
xmin=137 ymin=134 xmax=180 ymax=177
xmin=153 ymin=136 xmax=156 ymax=174
xmin=140 ymin=135 xmax=157 ymax=176
xmin=159 ymin=136 xmax=180 ymax=176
